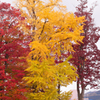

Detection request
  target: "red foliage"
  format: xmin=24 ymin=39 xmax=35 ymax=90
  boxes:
xmin=0 ymin=2 xmax=30 ymax=100
xmin=69 ymin=0 xmax=100 ymax=99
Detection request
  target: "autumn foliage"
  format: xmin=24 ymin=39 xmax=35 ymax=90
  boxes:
xmin=16 ymin=0 xmax=85 ymax=99
xmin=0 ymin=2 xmax=30 ymax=100
xmin=1 ymin=0 xmax=99 ymax=100
xmin=70 ymin=0 xmax=100 ymax=100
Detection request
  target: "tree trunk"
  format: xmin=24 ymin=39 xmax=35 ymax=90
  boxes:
xmin=77 ymin=80 xmax=85 ymax=100
xmin=5 ymin=53 xmax=9 ymax=73
xmin=58 ymin=81 xmax=61 ymax=100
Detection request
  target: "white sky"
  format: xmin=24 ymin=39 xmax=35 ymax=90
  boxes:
xmin=1 ymin=0 xmax=100 ymax=93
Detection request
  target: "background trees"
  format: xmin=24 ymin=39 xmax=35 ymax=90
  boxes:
xmin=0 ymin=2 xmax=30 ymax=100
xmin=70 ymin=0 xmax=100 ymax=100
xmin=16 ymin=0 xmax=85 ymax=99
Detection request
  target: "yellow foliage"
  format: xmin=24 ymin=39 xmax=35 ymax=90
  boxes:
xmin=16 ymin=0 xmax=85 ymax=99
xmin=60 ymin=91 xmax=72 ymax=100
xmin=56 ymin=56 xmax=78 ymax=87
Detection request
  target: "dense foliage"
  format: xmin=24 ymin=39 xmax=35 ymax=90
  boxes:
xmin=16 ymin=0 xmax=85 ymax=99
xmin=0 ymin=2 xmax=30 ymax=100
xmin=2 ymin=0 xmax=100 ymax=100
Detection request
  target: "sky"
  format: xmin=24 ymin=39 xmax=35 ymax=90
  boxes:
xmin=1 ymin=0 xmax=100 ymax=93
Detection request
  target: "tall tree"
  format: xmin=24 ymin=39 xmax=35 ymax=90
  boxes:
xmin=16 ymin=0 xmax=85 ymax=99
xmin=70 ymin=0 xmax=100 ymax=100
xmin=0 ymin=2 xmax=30 ymax=100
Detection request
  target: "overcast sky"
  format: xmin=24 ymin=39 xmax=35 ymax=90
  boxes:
xmin=1 ymin=0 xmax=100 ymax=30
xmin=1 ymin=0 xmax=100 ymax=93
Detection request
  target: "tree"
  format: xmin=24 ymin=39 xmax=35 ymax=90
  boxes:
xmin=0 ymin=2 xmax=30 ymax=100
xmin=16 ymin=0 xmax=85 ymax=99
xmin=70 ymin=0 xmax=100 ymax=100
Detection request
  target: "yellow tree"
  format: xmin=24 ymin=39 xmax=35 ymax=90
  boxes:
xmin=16 ymin=0 xmax=85 ymax=99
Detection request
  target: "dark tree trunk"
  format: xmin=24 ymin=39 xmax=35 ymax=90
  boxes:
xmin=77 ymin=80 xmax=85 ymax=100
xmin=58 ymin=81 xmax=61 ymax=100
xmin=5 ymin=53 xmax=9 ymax=73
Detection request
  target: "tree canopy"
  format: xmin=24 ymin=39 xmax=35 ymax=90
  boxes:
xmin=16 ymin=0 xmax=85 ymax=99
xmin=0 ymin=2 xmax=30 ymax=100
xmin=70 ymin=0 xmax=100 ymax=100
